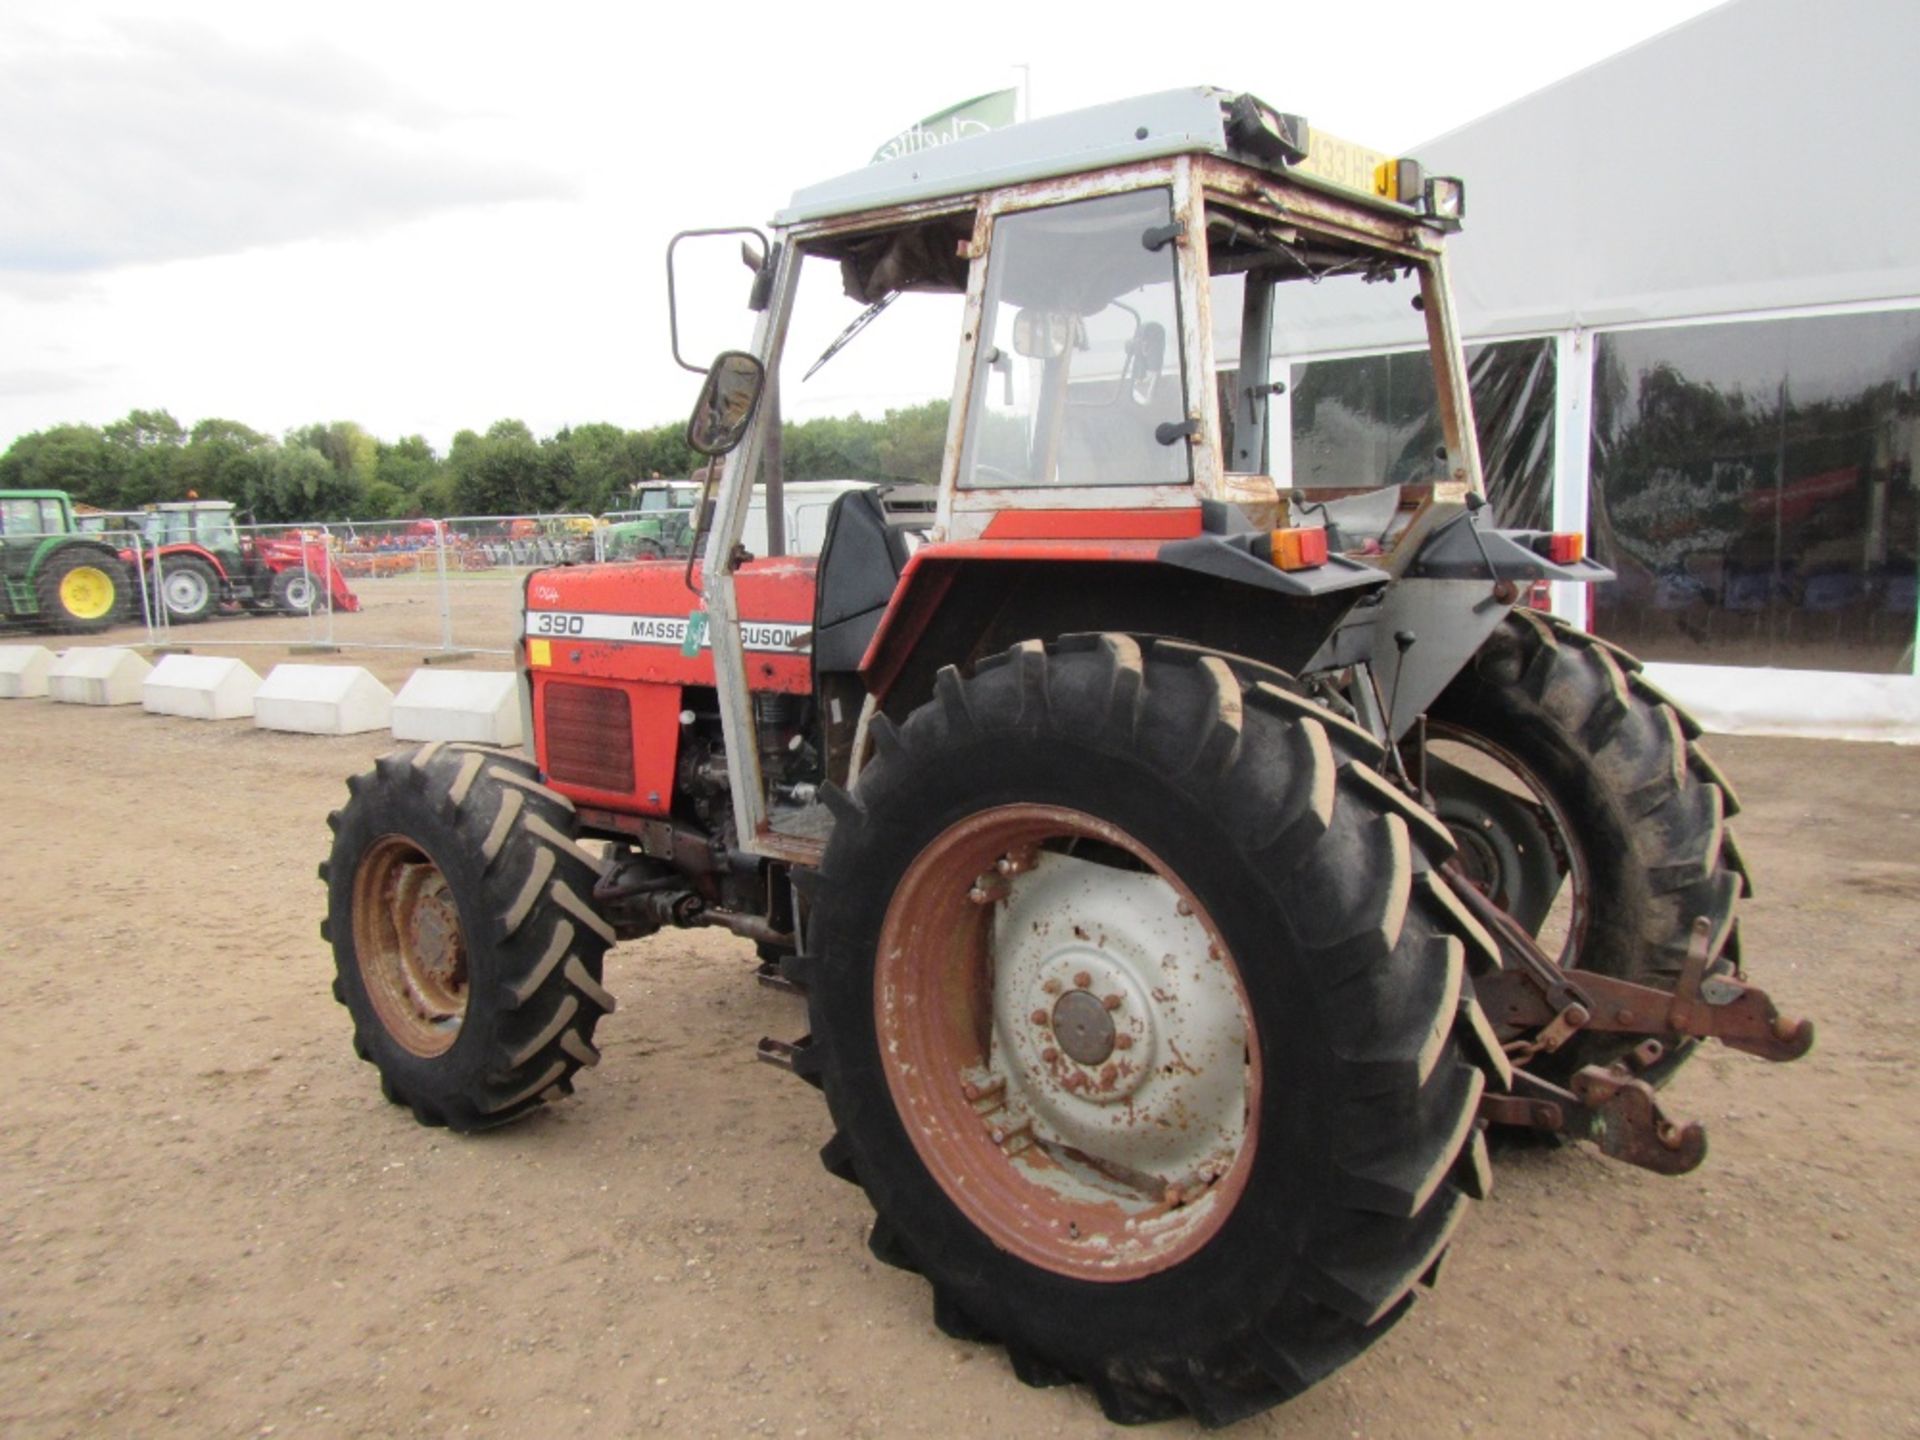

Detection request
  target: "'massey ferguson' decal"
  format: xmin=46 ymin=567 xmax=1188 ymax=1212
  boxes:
xmin=526 ymin=610 xmax=809 ymax=652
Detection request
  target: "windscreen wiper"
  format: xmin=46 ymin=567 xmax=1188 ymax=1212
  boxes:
xmin=803 ymin=292 xmax=898 ymax=381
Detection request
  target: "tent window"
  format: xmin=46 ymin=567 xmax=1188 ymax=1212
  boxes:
xmin=1590 ymin=309 xmax=1920 ymax=675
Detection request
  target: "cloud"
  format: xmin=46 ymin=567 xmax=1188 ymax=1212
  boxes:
xmin=0 ymin=366 xmax=100 ymax=398
xmin=0 ymin=17 xmax=571 ymax=280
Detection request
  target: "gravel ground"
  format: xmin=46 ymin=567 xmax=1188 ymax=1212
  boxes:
xmin=0 ymin=674 xmax=1914 ymax=1439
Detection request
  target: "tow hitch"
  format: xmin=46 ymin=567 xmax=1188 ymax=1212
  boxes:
xmin=1459 ymin=877 xmax=1813 ymax=1174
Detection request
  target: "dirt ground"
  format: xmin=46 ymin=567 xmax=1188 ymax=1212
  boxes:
xmin=1 ymin=676 xmax=1916 ymax=1438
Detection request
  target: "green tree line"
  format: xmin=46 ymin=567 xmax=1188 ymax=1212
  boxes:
xmin=0 ymin=401 xmax=952 ymax=523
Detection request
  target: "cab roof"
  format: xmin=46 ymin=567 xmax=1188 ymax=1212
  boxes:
xmin=775 ymin=86 xmax=1411 ymax=228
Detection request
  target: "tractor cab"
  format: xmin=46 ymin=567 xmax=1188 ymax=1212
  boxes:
xmin=143 ymin=500 xmax=247 ymax=565
xmin=646 ymin=86 xmax=1597 ymax=858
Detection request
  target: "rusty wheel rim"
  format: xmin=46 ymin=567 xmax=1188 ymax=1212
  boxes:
xmin=353 ymin=835 xmax=469 ymax=1057
xmin=1424 ymin=721 xmax=1590 ymax=966
xmin=875 ymin=805 xmax=1259 ymax=1283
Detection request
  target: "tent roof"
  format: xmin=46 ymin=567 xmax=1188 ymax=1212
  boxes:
xmin=1297 ymin=0 xmax=1920 ymax=355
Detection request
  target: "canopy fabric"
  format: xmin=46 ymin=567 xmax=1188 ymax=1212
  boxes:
xmin=1294 ymin=0 xmax=1920 ymax=356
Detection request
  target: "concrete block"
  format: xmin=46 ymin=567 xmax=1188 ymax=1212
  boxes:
xmin=143 ymin=654 xmax=263 ymax=720
xmin=47 ymin=646 xmax=151 ymax=706
xmin=391 ymin=669 xmax=523 ymax=746
xmin=0 ymin=644 xmax=56 ymax=699
xmin=254 ymin=664 xmax=393 ymax=735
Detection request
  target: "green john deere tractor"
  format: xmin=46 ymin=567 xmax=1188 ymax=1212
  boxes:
xmin=599 ymin=482 xmax=700 ymax=560
xmin=0 ymin=490 xmax=137 ymax=633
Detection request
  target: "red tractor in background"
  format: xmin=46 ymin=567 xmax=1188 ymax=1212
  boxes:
xmin=130 ymin=500 xmax=359 ymax=623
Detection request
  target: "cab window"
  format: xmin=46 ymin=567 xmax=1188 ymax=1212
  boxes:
xmin=960 ymin=188 xmax=1189 ymax=489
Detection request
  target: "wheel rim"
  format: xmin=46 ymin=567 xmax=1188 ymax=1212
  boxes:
xmin=352 ymin=835 xmax=469 ymax=1057
xmin=58 ymin=565 xmax=115 ymax=620
xmin=282 ymin=574 xmax=315 ymax=609
xmin=162 ymin=568 xmax=209 ymax=613
xmin=875 ymin=804 xmax=1259 ymax=1282
xmin=1424 ymin=722 xmax=1588 ymax=965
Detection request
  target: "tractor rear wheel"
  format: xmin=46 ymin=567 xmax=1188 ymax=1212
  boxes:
xmin=36 ymin=548 xmax=131 ymax=633
xmin=800 ymin=636 xmax=1504 ymax=1425
xmin=321 ymin=743 xmax=616 ymax=1130
xmin=154 ymin=555 xmax=218 ymax=624
xmin=1427 ymin=610 xmax=1748 ymax=1084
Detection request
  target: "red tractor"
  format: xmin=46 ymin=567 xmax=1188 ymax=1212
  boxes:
xmin=321 ymin=89 xmax=1810 ymax=1424
xmin=133 ymin=500 xmax=359 ymax=623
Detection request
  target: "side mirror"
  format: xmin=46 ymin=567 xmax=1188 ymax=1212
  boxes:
xmin=1012 ymin=308 xmax=1072 ymax=360
xmin=686 ymin=351 xmax=766 ymax=457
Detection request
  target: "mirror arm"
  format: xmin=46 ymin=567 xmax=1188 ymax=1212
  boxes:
xmin=666 ymin=226 xmax=771 ymax=373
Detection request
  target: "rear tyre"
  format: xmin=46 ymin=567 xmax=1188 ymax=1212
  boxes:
xmin=322 ymin=743 xmax=616 ymax=1130
xmin=1428 ymin=610 xmax=1748 ymax=1084
xmin=36 ymin=548 xmax=131 ymax=633
xmin=271 ymin=567 xmax=320 ymax=615
xmin=802 ymin=636 xmax=1505 ymax=1425
xmin=154 ymin=555 xmax=218 ymax=624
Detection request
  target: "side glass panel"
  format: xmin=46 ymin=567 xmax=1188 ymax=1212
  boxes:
xmin=960 ymin=189 xmax=1188 ymax=488
xmin=1284 ymin=340 xmax=1556 ymax=528
xmin=1591 ymin=311 xmax=1920 ymax=675
xmin=776 ymin=236 xmax=969 ymax=486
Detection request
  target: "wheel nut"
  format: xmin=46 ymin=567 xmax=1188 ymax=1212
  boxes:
xmin=1115 ymin=1033 xmax=1134 ymax=1051
xmin=1042 ymin=1047 xmax=1059 ymax=1064
xmin=1041 ymin=978 xmax=1062 ymax=995
xmin=1030 ymin=1009 xmax=1050 ymax=1027
xmin=1073 ymin=971 xmax=1091 ymax=989
xmin=1101 ymin=993 xmax=1122 ymax=1011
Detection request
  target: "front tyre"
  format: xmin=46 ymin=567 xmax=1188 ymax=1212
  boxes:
xmin=271 ymin=567 xmax=320 ymax=615
xmin=322 ymin=743 xmax=617 ymax=1130
xmin=801 ymin=636 xmax=1506 ymax=1425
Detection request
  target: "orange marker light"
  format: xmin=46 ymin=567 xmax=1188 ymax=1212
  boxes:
xmin=1546 ymin=532 xmax=1584 ymax=565
xmin=1270 ymin=527 xmax=1329 ymax=571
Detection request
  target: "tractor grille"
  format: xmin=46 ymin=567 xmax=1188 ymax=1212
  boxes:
xmin=543 ymin=682 xmax=634 ymax=793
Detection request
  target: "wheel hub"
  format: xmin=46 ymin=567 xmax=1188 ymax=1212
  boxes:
xmin=352 ymin=835 xmax=468 ymax=1057
xmin=1050 ymin=988 xmax=1115 ymax=1066
xmin=874 ymin=807 xmax=1259 ymax=1281
xmin=163 ymin=570 xmax=207 ymax=609
xmin=988 ymin=851 xmax=1246 ymax=1178
xmin=59 ymin=566 xmax=114 ymax=620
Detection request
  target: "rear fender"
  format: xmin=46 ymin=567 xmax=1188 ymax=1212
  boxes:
xmin=145 ymin=543 xmax=231 ymax=580
xmin=861 ymin=538 xmax=1385 ymax=717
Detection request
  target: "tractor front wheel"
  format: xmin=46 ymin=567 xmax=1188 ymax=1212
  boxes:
xmin=322 ymin=744 xmax=616 ymax=1130
xmin=271 ymin=567 xmax=321 ymax=615
xmin=800 ymin=636 xmax=1503 ymax=1425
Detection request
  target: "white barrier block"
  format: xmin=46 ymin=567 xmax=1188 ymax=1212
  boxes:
xmin=0 ymin=644 xmax=56 ymax=699
xmin=46 ymin=647 xmax=152 ymax=706
xmin=143 ymin=654 xmax=263 ymax=720
xmin=254 ymin=664 xmax=393 ymax=735
xmin=391 ymin=669 xmax=523 ymax=746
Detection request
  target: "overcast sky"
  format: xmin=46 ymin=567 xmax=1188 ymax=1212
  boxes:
xmin=0 ymin=0 xmax=1727 ymax=453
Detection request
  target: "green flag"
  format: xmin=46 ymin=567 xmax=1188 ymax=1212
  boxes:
xmin=871 ymin=89 xmax=1019 ymax=165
